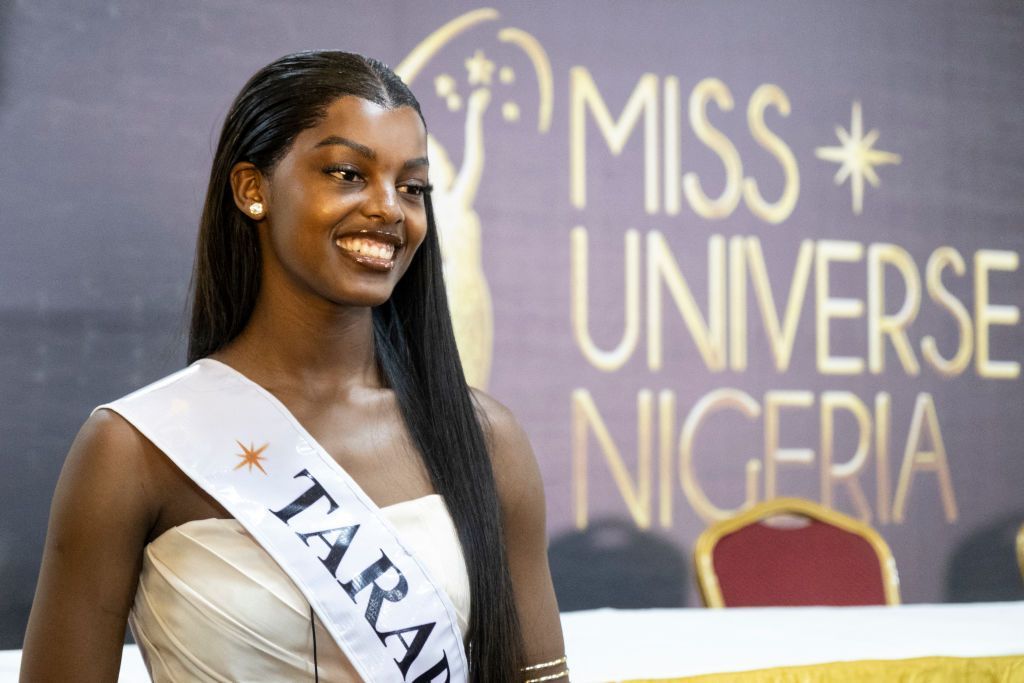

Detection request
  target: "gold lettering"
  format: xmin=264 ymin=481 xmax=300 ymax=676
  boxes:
xmin=570 ymin=67 xmax=659 ymax=213
xmin=742 ymin=84 xmax=799 ymax=224
xmin=974 ymin=249 xmax=1020 ymax=379
xmin=664 ymin=76 xmax=681 ymax=216
xmin=875 ymin=392 xmax=892 ymax=524
xmin=680 ymin=389 xmax=761 ymax=522
xmin=820 ymin=392 xmax=872 ymax=521
xmin=764 ymin=390 xmax=815 ymax=499
xmin=683 ymin=78 xmax=742 ymax=219
xmin=815 ymin=240 xmax=865 ymax=375
xmin=647 ymin=232 xmax=727 ymax=371
xmin=893 ymin=393 xmax=958 ymax=523
xmin=747 ymin=237 xmax=814 ymax=372
xmin=867 ymin=243 xmax=921 ymax=375
xmin=658 ymin=390 xmax=676 ymax=528
xmin=921 ymin=247 xmax=973 ymax=377
xmin=572 ymin=389 xmax=653 ymax=529
xmin=570 ymin=226 xmax=641 ymax=371
xmin=729 ymin=236 xmax=748 ymax=371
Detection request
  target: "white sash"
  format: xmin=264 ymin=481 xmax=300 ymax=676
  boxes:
xmin=97 ymin=358 xmax=468 ymax=683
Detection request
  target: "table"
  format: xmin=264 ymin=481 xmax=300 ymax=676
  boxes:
xmin=4 ymin=601 xmax=1023 ymax=681
xmin=562 ymin=601 xmax=1024 ymax=681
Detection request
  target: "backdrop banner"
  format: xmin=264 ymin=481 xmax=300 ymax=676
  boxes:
xmin=1 ymin=1 xmax=1022 ymax=647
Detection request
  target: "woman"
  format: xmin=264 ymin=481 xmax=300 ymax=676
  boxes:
xmin=21 ymin=51 xmax=566 ymax=682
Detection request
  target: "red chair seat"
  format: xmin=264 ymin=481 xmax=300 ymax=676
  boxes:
xmin=696 ymin=498 xmax=900 ymax=607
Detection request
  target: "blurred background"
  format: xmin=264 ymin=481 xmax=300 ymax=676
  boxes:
xmin=2 ymin=0 xmax=1022 ymax=649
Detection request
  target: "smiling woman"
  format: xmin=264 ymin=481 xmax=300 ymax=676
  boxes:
xmin=237 ymin=96 xmax=430 ymax=307
xmin=236 ymin=97 xmax=431 ymax=305
xmin=20 ymin=51 xmax=565 ymax=683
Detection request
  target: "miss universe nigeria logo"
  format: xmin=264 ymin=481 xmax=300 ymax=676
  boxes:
xmin=396 ymin=9 xmax=552 ymax=390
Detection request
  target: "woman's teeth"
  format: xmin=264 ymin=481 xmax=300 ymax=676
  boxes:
xmin=335 ymin=236 xmax=396 ymax=260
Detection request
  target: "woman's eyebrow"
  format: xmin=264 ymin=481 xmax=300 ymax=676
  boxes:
xmin=314 ymin=135 xmax=375 ymax=159
xmin=314 ymin=135 xmax=428 ymax=170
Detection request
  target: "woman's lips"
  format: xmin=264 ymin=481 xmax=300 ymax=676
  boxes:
xmin=335 ymin=235 xmax=398 ymax=272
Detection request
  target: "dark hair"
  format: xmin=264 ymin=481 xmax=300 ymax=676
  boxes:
xmin=188 ymin=51 xmax=524 ymax=678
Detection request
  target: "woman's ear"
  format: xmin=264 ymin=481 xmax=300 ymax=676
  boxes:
xmin=230 ymin=162 xmax=268 ymax=220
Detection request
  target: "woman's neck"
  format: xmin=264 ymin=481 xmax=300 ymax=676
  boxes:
xmin=213 ymin=282 xmax=381 ymax=400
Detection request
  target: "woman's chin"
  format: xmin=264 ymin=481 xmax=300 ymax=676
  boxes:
xmin=326 ymin=286 xmax=396 ymax=310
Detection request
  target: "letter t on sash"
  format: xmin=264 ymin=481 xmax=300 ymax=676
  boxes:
xmin=271 ymin=469 xmax=340 ymax=523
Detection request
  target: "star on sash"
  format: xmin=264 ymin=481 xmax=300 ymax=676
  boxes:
xmin=234 ymin=440 xmax=269 ymax=474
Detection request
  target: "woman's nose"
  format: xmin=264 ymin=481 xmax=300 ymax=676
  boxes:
xmin=362 ymin=181 xmax=403 ymax=224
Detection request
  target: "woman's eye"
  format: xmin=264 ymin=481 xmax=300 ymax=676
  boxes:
xmin=326 ymin=166 xmax=361 ymax=182
xmin=399 ymin=183 xmax=431 ymax=197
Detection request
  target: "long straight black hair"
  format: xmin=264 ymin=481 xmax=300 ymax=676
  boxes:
xmin=187 ymin=51 xmax=524 ymax=679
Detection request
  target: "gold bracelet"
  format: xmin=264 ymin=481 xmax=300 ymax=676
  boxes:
xmin=524 ymin=669 xmax=569 ymax=683
xmin=521 ymin=655 xmax=567 ymax=672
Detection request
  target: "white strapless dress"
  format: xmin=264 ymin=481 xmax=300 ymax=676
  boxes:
xmin=129 ymin=494 xmax=470 ymax=682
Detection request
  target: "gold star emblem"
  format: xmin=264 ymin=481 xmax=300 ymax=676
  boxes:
xmin=234 ymin=440 xmax=268 ymax=475
xmin=815 ymin=101 xmax=901 ymax=215
xmin=465 ymin=49 xmax=495 ymax=86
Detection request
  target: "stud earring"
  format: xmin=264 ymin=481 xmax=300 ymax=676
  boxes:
xmin=249 ymin=201 xmax=264 ymax=217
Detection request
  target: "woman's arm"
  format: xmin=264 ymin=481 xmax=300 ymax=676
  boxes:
xmin=475 ymin=392 xmax=567 ymax=677
xmin=20 ymin=409 xmax=158 ymax=682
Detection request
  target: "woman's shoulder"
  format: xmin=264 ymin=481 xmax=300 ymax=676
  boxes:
xmin=66 ymin=408 xmax=166 ymax=491
xmin=74 ymin=407 xmax=156 ymax=469
xmin=62 ymin=406 xmax=173 ymax=521
xmin=469 ymin=388 xmax=530 ymax=461
xmin=469 ymin=388 xmax=545 ymax=517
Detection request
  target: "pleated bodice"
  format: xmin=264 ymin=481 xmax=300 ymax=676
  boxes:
xmin=129 ymin=494 xmax=469 ymax=682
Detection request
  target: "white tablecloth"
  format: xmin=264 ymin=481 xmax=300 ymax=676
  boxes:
xmin=4 ymin=601 xmax=1023 ymax=681
xmin=563 ymin=601 xmax=1024 ymax=681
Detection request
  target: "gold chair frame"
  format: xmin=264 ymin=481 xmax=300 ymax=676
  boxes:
xmin=695 ymin=497 xmax=901 ymax=608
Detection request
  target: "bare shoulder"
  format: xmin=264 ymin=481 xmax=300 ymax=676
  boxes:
xmin=469 ymin=388 xmax=544 ymax=520
xmin=55 ymin=403 xmax=197 ymax=548
xmin=57 ymin=408 xmax=163 ymax=529
xmin=74 ymin=408 xmax=150 ymax=459
xmin=470 ymin=389 xmax=529 ymax=455
xmin=66 ymin=409 xmax=161 ymax=487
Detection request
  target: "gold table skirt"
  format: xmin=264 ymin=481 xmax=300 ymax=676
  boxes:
xmin=626 ymin=655 xmax=1024 ymax=682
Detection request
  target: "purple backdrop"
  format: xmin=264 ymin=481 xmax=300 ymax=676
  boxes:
xmin=1 ymin=0 xmax=1022 ymax=647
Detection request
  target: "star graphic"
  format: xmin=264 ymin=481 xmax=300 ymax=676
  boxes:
xmin=815 ymin=101 xmax=901 ymax=215
xmin=234 ymin=440 xmax=269 ymax=475
xmin=465 ymin=49 xmax=495 ymax=86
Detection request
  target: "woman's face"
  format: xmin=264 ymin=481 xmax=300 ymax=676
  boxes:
xmin=255 ymin=96 xmax=430 ymax=309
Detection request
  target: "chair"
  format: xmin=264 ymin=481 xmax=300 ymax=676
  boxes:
xmin=695 ymin=497 xmax=900 ymax=607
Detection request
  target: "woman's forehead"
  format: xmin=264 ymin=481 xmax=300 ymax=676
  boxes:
xmin=297 ymin=96 xmax=427 ymax=159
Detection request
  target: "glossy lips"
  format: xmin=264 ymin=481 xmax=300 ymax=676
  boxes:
xmin=335 ymin=234 xmax=400 ymax=271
